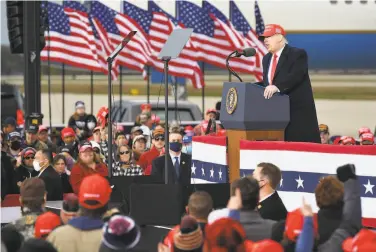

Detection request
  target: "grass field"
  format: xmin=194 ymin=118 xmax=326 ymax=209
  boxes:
xmin=30 ymin=83 xmax=376 ymax=100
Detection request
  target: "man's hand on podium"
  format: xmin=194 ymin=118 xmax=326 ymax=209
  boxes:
xmin=264 ymin=85 xmax=279 ymax=99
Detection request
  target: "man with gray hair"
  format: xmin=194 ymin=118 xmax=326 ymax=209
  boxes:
xmin=259 ymin=24 xmax=320 ymax=143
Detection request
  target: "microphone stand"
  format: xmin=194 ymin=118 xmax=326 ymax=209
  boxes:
xmin=106 ymin=32 xmax=137 ymax=177
xmin=161 ymin=56 xmax=170 ymax=184
xmin=226 ymin=51 xmax=243 ymax=82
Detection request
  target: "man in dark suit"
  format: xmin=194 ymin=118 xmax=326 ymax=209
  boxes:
xmin=259 ymin=24 xmax=320 ymax=143
xmin=34 ymin=149 xmax=63 ymax=201
xmin=252 ymin=162 xmax=287 ymax=221
xmin=151 ymin=129 xmax=191 ymax=185
xmin=231 ymin=176 xmax=276 ymax=241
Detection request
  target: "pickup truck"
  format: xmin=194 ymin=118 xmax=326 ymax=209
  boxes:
xmin=111 ymin=99 xmax=203 ymax=123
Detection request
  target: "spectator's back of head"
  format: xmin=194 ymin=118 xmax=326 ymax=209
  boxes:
xmin=187 ymin=191 xmax=213 ymax=221
xmin=1 ymin=225 xmax=24 ymax=252
xmin=20 ymin=177 xmax=46 ymax=211
xmin=61 ymin=193 xmax=79 ymax=224
xmin=19 ymin=238 xmax=57 ymax=252
xmin=315 ymin=176 xmax=344 ymax=209
xmin=231 ymin=177 xmax=259 ymax=210
xmin=173 ymin=216 xmax=203 ymax=252
xmin=204 ymin=218 xmax=246 ymax=252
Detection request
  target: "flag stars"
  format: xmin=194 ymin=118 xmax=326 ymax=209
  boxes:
xmin=201 ymin=165 xmax=205 ymax=176
xmin=210 ymin=167 xmax=214 ymax=178
xmin=191 ymin=163 xmax=196 ymax=175
xmin=364 ymin=179 xmax=375 ymax=195
xmin=218 ymin=168 xmax=223 ymax=180
xmin=296 ymin=175 xmax=304 ymax=189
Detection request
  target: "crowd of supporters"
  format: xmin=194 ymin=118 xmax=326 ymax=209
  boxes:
xmin=1 ymin=100 xmax=375 ymax=251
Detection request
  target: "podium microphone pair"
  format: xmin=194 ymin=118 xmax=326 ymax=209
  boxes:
xmin=226 ymin=47 xmax=257 ymax=82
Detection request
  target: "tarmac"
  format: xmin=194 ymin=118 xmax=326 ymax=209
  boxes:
xmin=42 ymin=93 xmax=376 ymax=138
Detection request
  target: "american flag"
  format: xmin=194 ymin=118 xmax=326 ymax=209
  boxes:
xmin=147 ymin=1 xmax=205 ymax=89
xmin=254 ymin=1 xmax=265 ymax=36
xmin=90 ymin=1 xmax=149 ymax=77
xmin=40 ymin=2 xmax=102 ymax=72
xmin=202 ymin=1 xmax=262 ymax=80
xmin=62 ymin=1 xmax=119 ymax=80
xmin=230 ymin=0 xmax=268 ymax=80
xmin=176 ymin=1 xmax=257 ymax=78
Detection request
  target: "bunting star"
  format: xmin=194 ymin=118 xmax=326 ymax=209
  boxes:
xmin=218 ymin=168 xmax=223 ymax=180
xmin=191 ymin=162 xmax=196 ymax=175
xmin=296 ymin=175 xmax=304 ymax=189
xmin=201 ymin=165 xmax=205 ymax=176
xmin=210 ymin=167 xmax=214 ymax=178
xmin=364 ymin=179 xmax=375 ymax=195
xmin=280 ymin=177 xmax=283 ymax=187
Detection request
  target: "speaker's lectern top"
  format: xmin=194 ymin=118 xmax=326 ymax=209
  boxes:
xmin=158 ymin=28 xmax=193 ymax=59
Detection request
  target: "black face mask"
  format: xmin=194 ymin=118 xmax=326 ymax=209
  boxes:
xmin=10 ymin=140 xmax=21 ymax=150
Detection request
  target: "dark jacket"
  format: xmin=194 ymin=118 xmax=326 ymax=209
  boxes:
xmin=1 ymin=151 xmax=16 ymax=198
xmin=151 ymin=153 xmax=192 ymax=185
xmin=317 ymin=205 xmax=343 ymax=245
xmin=60 ymin=173 xmax=73 ymax=194
xmin=239 ymin=210 xmax=276 ymax=242
xmin=258 ymin=191 xmax=287 ymax=221
xmin=14 ymin=165 xmax=39 ymax=193
xmin=38 ymin=165 xmax=63 ymax=201
xmin=318 ymin=179 xmax=362 ymax=252
xmin=262 ymin=44 xmax=320 ymax=143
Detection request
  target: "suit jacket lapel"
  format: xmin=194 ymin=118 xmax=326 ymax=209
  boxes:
xmin=273 ymin=45 xmax=289 ymax=81
xmin=264 ymin=53 xmax=272 ymax=86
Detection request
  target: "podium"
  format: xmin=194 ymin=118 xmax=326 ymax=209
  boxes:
xmin=220 ymin=82 xmax=290 ymax=182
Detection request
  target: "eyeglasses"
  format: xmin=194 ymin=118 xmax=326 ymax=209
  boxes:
xmin=119 ymin=151 xmax=130 ymax=155
xmin=24 ymin=156 xmax=35 ymax=160
xmin=154 ymin=137 xmax=165 ymax=142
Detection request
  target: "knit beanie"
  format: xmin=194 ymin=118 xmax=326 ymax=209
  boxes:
xmin=173 ymin=216 xmax=203 ymax=251
xmin=100 ymin=215 xmax=140 ymax=251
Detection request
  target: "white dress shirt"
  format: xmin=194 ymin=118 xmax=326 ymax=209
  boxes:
xmin=170 ymin=152 xmax=181 ymax=166
xmin=267 ymin=45 xmax=285 ymax=85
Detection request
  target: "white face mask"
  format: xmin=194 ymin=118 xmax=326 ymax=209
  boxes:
xmin=87 ymin=122 xmax=96 ymax=130
xmin=33 ymin=160 xmax=41 ymax=172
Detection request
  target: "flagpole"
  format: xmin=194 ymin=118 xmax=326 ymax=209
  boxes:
xmin=202 ymin=62 xmax=205 ymax=119
xmin=90 ymin=70 xmax=94 ymax=114
xmin=47 ymin=3 xmax=52 ymax=130
xmin=147 ymin=66 xmax=150 ymax=104
xmin=119 ymin=66 xmax=123 ymax=115
xmin=62 ymin=63 xmax=65 ymax=124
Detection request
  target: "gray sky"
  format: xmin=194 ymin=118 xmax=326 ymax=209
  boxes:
xmin=1 ymin=1 xmax=9 ymax=45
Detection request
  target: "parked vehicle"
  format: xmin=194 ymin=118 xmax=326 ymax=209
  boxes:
xmin=111 ymin=100 xmax=203 ymax=122
xmin=1 ymin=83 xmax=24 ymax=125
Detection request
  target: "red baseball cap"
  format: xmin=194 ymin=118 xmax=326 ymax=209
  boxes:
xmin=34 ymin=212 xmax=61 ymax=238
xmin=358 ymin=127 xmax=371 ymax=137
xmin=245 ymin=239 xmax=284 ymax=252
xmin=79 ymin=141 xmax=93 ymax=153
xmin=38 ymin=125 xmax=48 ymax=133
xmin=206 ymin=108 xmax=216 ymax=115
xmin=361 ymin=133 xmax=374 ymax=144
xmin=61 ymin=127 xmax=75 ymax=139
xmin=93 ymin=126 xmax=101 ymax=133
xmin=342 ymin=136 xmax=356 ymax=145
xmin=184 ymin=125 xmax=193 ymax=132
xmin=79 ymin=174 xmax=112 ymax=209
xmin=140 ymin=103 xmax=152 ymax=110
xmin=259 ymin=24 xmax=286 ymax=39
xmin=343 ymin=229 xmax=376 ymax=252
xmin=285 ymin=208 xmax=318 ymax=241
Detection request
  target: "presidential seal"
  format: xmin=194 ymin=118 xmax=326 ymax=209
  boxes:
xmin=226 ymin=87 xmax=238 ymax=114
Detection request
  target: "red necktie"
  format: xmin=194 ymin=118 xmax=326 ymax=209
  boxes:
xmin=270 ymin=54 xmax=278 ymax=85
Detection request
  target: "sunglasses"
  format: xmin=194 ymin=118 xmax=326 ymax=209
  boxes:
xmin=154 ymin=137 xmax=165 ymax=141
xmin=119 ymin=151 xmax=130 ymax=155
xmin=24 ymin=156 xmax=35 ymax=160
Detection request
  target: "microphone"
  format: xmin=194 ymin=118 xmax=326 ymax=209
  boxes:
xmin=235 ymin=48 xmax=257 ymax=57
xmin=107 ymin=31 xmax=137 ymax=63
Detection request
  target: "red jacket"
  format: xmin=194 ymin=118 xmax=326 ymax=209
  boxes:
xmin=70 ymin=162 xmax=108 ymax=194
xmin=138 ymin=146 xmax=160 ymax=175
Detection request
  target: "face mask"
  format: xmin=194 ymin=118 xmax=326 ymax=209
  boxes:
xmin=10 ymin=141 xmax=21 ymax=150
xmin=33 ymin=160 xmax=41 ymax=172
xmin=182 ymin=145 xmax=192 ymax=155
xmin=87 ymin=122 xmax=96 ymax=130
xmin=169 ymin=142 xmax=182 ymax=152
